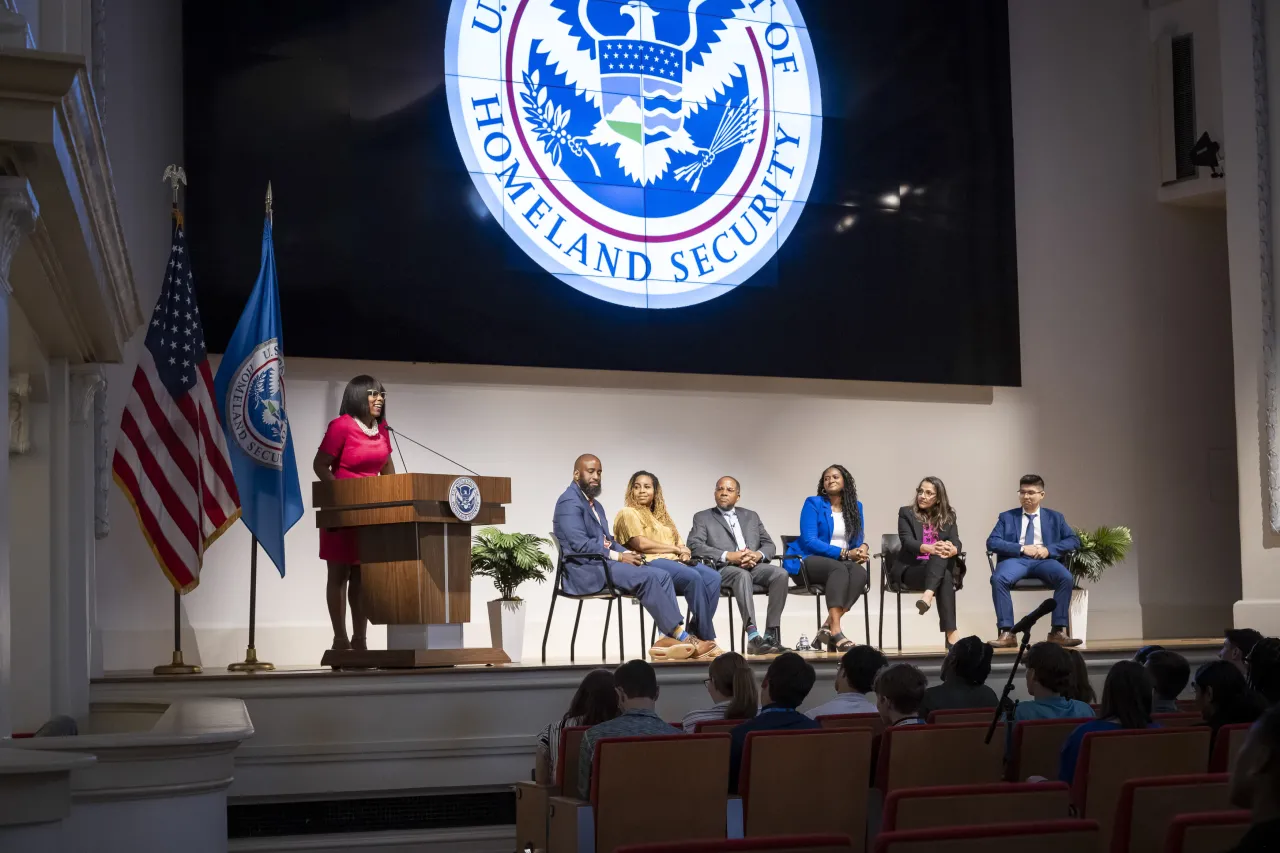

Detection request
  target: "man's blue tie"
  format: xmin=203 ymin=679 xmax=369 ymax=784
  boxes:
xmin=1023 ymin=513 xmax=1036 ymax=546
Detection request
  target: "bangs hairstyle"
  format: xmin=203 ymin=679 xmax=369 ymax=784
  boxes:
xmin=340 ymin=375 xmax=386 ymax=423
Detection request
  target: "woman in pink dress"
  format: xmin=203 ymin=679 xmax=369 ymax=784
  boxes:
xmin=312 ymin=375 xmax=394 ymax=651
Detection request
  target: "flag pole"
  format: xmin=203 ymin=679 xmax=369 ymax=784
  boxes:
xmin=228 ymin=536 xmax=273 ymax=671
xmin=228 ymin=181 xmax=277 ymax=674
xmin=153 ymin=589 xmax=201 ymax=675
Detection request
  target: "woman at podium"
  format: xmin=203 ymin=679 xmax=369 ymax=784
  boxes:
xmin=312 ymin=375 xmax=394 ymax=651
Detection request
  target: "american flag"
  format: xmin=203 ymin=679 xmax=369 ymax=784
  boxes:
xmin=112 ymin=211 xmax=241 ymax=592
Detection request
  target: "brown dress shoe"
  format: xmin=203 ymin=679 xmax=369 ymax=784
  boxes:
xmin=649 ymin=636 xmax=695 ymax=661
xmin=686 ymin=635 xmax=722 ymax=659
xmin=989 ymin=631 xmax=1018 ymax=649
xmin=1046 ymin=629 xmax=1083 ymax=647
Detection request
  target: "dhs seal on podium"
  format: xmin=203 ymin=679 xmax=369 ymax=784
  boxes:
xmin=445 ymin=0 xmax=823 ymax=309
xmin=449 ymin=477 xmax=482 ymax=522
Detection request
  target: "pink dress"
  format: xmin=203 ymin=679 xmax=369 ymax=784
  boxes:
xmin=317 ymin=415 xmax=392 ymax=564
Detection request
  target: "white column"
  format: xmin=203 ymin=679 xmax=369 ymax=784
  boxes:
xmin=46 ymin=358 xmax=68 ymax=717
xmin=0 ymin=176 xmax=39 ymax=737
xmin=67 ymin=366 xmax=103 ymax=718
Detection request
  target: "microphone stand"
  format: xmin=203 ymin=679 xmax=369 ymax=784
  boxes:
xmin=386 ymin=426 xmax=479 ymax=476
xmin=985 ymin=628 xmax=1032 ymax=745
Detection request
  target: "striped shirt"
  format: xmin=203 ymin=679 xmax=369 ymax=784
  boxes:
xmin=536 ymin=715 xmax=583 ymax=782
xmin=578 ymin=708 xmax=677 ymax=799
xmin=682 ymin=699 xmax=734 ymax=733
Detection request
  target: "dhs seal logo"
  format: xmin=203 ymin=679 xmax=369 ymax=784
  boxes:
xmin=449 ymin=477 xmax=482 ymax=522
xmin=227 ymin=338 xmax=289 ymax=470
xmin=446 ymin=0 xmax=822 ymax=308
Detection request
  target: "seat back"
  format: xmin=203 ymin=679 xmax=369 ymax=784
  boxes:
xmin=695 ymin=718 xmax=750 ymax=734
xmin=1073 ymin=729 xmax=1212 ymax=843
xmin=741 ymin=729 xmax=873 ymax=851
xmin=881 ymin=534 xmax=902 ymax=562
xmin=818 ymin=713 xmax=884 ymax=736
xmin=876 ymin=723 xmax=1005 ymax=793
xmin=927 ymin=709 xmax=997 ymax=725
xmin=1151 ymin=712 xmax=1202 ymax=728
xmin=882 ymin=782 xmax=1070 ymax=832
xmin=872 ymin=819 xmax=1100 ymax=853
xmin=1110 ymin=774 xmax=1231 ymax=853
xmin=1164 ymin=811 xmax=1251 ymax=853
xmin=592 ymin=734 xmax=730 ymax=852
xmin=1010 ymin=718 xmax=1094 ymax=781
xmin=1175 ymin=700 xmax=1198 ymax=713
xmin=616 ymin=836 xmax=857 ymax=853
xmin=557 ymin=725 xmax=589 ymax=793
xmin=1210 ymin=723 xmax=1252 ymax=773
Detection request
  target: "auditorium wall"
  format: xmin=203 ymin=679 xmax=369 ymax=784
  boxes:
xmin=79 ymin=0 xmax=1240 ymax=671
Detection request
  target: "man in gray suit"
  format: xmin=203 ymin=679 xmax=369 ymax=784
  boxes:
xmin=688 ymin=476 xmax=788 ymax=655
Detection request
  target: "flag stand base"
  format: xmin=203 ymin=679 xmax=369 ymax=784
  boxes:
xmin=227 ymin=647 xmax=275 ymax=673
xmin=154 ymin=650 xmax=202 ymax=676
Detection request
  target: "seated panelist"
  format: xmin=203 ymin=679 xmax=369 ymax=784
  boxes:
xmin=986 ymin=474 xmax=1082 ymax=648
xmin=782 ymin=464 xmax=870 ymax=653
xmin=613 ymin=471 xmax=723 ymax=657
xmin=552 ymin=455 xmax=716 ymax=661
xmin=891 ymin=476 xmax=964 ymax=649
xmin=687 ymin=476 xmax=788 ymax=655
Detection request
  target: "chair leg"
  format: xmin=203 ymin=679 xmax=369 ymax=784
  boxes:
xmin=602 ymin=597 xmax=613 ymax=662
xmin=878 ymin=576 xmax=886 ymax=651
xmin=571 ymin=601 xmax=584 ymax=664
xmin=638 ymin=605 xmax=646 ymax=656
xmin=896 ymin=587 xmax=903 ymax=654
xmin=617 ymin=596 xmax=625 ymax=662
xmin=864 ymin=586 xmax=870 ymax=647
xmin=728 ymin=604 xmax=736 ymax=653
xmin=542 ymin=590 xmax=559 ymax=664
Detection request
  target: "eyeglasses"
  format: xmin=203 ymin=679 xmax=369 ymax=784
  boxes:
xmin=366 ymin=390 xmax=386 ymax=398
xmin=1017 ymin=489 xmax=1042 ymax=496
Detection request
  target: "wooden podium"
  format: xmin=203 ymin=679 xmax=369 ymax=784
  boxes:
xmin=313 ymin=473 xmax=513 ymax=668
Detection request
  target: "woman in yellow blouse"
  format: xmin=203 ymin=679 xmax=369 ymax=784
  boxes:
xmin=614 ymin=471 xmax=723 ymax=657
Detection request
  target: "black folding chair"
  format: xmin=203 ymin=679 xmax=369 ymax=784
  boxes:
xmin=780 ymin=535 xmax=871 ymax=647
xmin=542 ymin=536 xmax=643 ymax=664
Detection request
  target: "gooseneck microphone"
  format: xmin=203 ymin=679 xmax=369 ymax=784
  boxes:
xmin=1011 ymin=598 xmax=1056 ymax=636
xmin=384 ymin=424 xmax=480 ymax=476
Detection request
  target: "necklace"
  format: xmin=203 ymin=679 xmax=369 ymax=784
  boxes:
xmin=353 ymin=416 xmax=380 ymax=438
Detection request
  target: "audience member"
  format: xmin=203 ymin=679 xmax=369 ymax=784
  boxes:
xmin=986 ymin=474 xmax=1082 ymax=648
xmin=1132 ymin=644 xmax=1165 ymax=665
xmin=682 ymin=652 xmax=758 ymax=732
xmin=1014 ymin=642 xmax=1095 ymax=723
xmin=1193 ymin=660 xmax=1265 ymax=738
xmin=687 ymin=476 xmax=788 ymax=654
xmin=807 ymin=645 xmax=886 ymax=719
xmin=892 ymin=476 xmax=965 ymax=648
xmin=919 ymin=635 xmax=998 ymax=718
xmin=1065 ymin=648 xmax=1096 ymax=705
xmin=536 ymin=668 xmax=618 ymax=783
xmin=876 ymin=663 xmax=929 ymax=727
xmin=577 ymin=660 xmax=679 ymax=798
xmin=1247 ymin=637 xmax=1280 ymax=706
xmin=1145 ymin=650 xmax=1191 ymax=713
xmin=1228 ymin=704 xmax=1280 ymax=851
xmin=553 ymin=455 xmax=714 ymax=661
xmin=782 ymin=465 xmax=869 ymax=653
xmin=1223 ymin=628 xmax=1265 ymax=674
xmin=614 ymin=471 xmax=723 ymax=656
xmin=1058 ymin=660 xmax=1155 ymax=783
xmin=728 ymin=652 xmax=820 ymax=791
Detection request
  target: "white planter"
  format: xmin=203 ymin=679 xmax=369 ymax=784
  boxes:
xmin=488 ymin=599 xmax=526 ymax=663
xmin=1069 ymin=588 xmax=1088 ymax=645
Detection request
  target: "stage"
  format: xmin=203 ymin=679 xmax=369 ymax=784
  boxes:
xmin=90 ymin=638 xmax=1221 ymax=804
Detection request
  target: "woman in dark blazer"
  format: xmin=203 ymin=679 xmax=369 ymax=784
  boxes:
xmin=783 ymin=464 xmax=869 ymax=652
xmin=892 ymin=476 xmax=963 ymax=648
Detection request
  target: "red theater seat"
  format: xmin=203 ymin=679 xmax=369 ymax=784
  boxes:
xmin=881 ymin=781 xmax=1070 ymax=833
xmin=617 ymin=836 xmax=855 ymax=853
xmin=1163 ymin=810 xmax=1251 ymax=853
xmin=873 ymin=819 xmax=1100 ymax=853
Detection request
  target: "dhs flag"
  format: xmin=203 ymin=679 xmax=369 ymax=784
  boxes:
xmin=212 ymin=211 xmax=303 ymax=576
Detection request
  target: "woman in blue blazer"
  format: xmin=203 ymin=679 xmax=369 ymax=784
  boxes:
xmin=783 ymin=464 xmax=869 ymax=652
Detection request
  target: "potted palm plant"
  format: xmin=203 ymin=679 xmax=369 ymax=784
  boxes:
xmin=471 ymin=527 xmax=552 ymax=663
xmin=1067 ymin=525 xmax=1133 ymax=643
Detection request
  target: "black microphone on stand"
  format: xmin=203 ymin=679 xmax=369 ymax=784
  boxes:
xmin=384 ymin=424 xmax=480 ymax=476
xmin=985 ymin=598 xmax=1057 ymax=745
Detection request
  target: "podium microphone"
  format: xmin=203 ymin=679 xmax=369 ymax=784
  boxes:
xmin=1011 ymin=598 xmax=1057 ymax=637
xmin=385 ymin=424 xmax=480 ymax=476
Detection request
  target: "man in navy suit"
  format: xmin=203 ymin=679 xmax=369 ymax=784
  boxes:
xmin=986 ymin=474 xmax=1082 ymax=648
xmin=553 ymin=454 xmax=716 ymax=661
